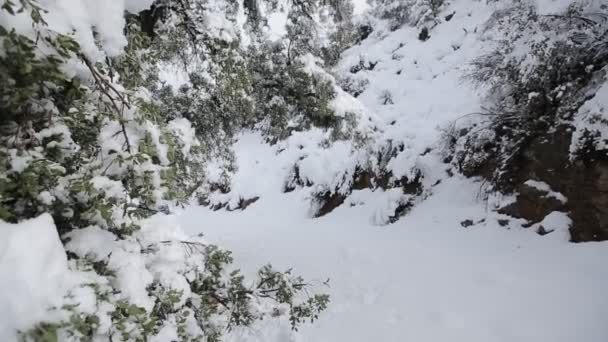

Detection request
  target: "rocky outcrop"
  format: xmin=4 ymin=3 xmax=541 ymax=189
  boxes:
xmin=311 ymin=167 xmax=423 ymax=218
xmin=497 ymin=125 xmax=608 ymax=242
xmin=313 ymin=192 xmax=348 ymax=218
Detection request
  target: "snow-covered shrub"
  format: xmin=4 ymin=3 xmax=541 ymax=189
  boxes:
xmin=318 ymin=0 xmax=358 ymax=66
xmin=337 ymin=75 xmax=370 ymax=98
xmin=379 ymin=90 xmax=394 ymax=105
xmin=349 ymin=55 xmax=379 ymax=73
xmin=0 ymin=1 xmax=329 ymax=340
xmin=22 ymin=222 xmax=329 ymax=341
xmin=280 ymin=0 xmax=357 ymax=66
xmin=451 ymin=1 xmax=608 ymax=190
xmin=0 ymin=2 xmax=202 ymax=233
xmin=371 ymin=0 xmax=446 ymax=30
xmin=249 ymin=45 xmax=339 ymax=140
xmin=132 ymin=0 xmax=357 ymax=146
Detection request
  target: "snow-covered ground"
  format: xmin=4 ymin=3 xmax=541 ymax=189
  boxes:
xmin=1 ymin=0 xmax=607 ymax=341
xmin=175 ymin=1 xmax=608 ymax=340
xmin=177 ymin=165 xmax=608 ymax=342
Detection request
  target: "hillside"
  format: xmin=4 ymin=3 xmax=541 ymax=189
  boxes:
xmin=1 ymin=0 xmax=608 ymax=341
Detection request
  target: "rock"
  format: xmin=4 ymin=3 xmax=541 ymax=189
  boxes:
xmin=395 ymin=173 xmax=423 ymax=195
xmin=357 ymin=24 xmax=373 ymax=43
xmin=498 ymin=125 xmax=608 ymax=241
xmin=497 ymin=219 xmax=510 ymax=227
xmin=314 ymin=192 xmax=347 ymax=218
xmin=312 ymin=169 xmax=422 ymax=218
xmin=238 ymin=196 xmax=259 ymax=210
xmin=460 ymin=219 xmax=474 ymax=228
xmin=418 ymin=27 xmax=430 ymax=41
xmin=536 ymin=225 xmax=554 ymax=236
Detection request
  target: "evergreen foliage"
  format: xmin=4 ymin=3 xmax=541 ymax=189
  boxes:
xmin=131 ymin=0 xmax=357 ymax=146
xmin=370 ymin=0 xmax=445 ymax=30
xmin=1 ymin=1 xmax=333 ymax=340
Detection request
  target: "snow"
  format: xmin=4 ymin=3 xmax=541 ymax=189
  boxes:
xmin=174 ymin=1 xmax=608 ymax=340
xmin=61 ymin=214 xmax=212 ymax=337
xmin=571 ymin=71 xmax=608 ymax=155
xmin=65 ymin=225 xmax=118 ymax=258
xmin=8 ymin=149 xmax=35 ymax=173
xmin=177 ymin=173 xmax=608 ymax=342
xmin=524 ymin=179 xmax=568 ymax=203
xmin=91 ymin=176 xmax=125 ymax=199
xmin=533 ymin=211 xmax=573 ymax=241
xmin=2 ymin=0 xmax=608 ymax=340
xmin=168 ymin=118 xmax=199 ymax=155
xmin=0 ymin=0 xmax=154 ymax=60
xmin=334 ymin=0 xmax=493 ymax=179
xmin=0 ymin=215 xmax=71 ymax=340
xmin=266 ymin=5 xmax=288 ymax=40
xmin=347 ymin=188 xmax=412 ymax=225
xmin=158 ymin=63 xmax=190 ymax=89
xmin=352 ymin=0 xmax=371 ymax=15
xmin=37 ymin=191 xmax=55 ymax=205
xmin=108 ymin=248 xmax=156 ymax=310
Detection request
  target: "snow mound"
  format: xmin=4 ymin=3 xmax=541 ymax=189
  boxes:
xmin=0 ymin=214 xmax=70 ymax=340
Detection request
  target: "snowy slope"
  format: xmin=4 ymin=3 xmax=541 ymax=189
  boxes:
xmin=336 ymin=0 xmax=491 ymax=180
xmin=178 ymin=151 xmax=608 ymax=342
xmin=1 ymin=0 xmax=607 ymax=340
xmin=176 ymin=0 xmax=608 ymax=341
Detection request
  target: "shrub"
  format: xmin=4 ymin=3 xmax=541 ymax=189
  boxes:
xmin=372 ymin=0 xmax=446 ymax=30
xmin=1 ymin=1 xmax=330 ymax=340
xmin=449 ymin=3 xmax=608 ymax=190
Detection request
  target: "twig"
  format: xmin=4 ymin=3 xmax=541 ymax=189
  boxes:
xmin=80 ymin=54 xmax=132 ymax=152
xmin=158 ymin=240 xmax=208 ymax=256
